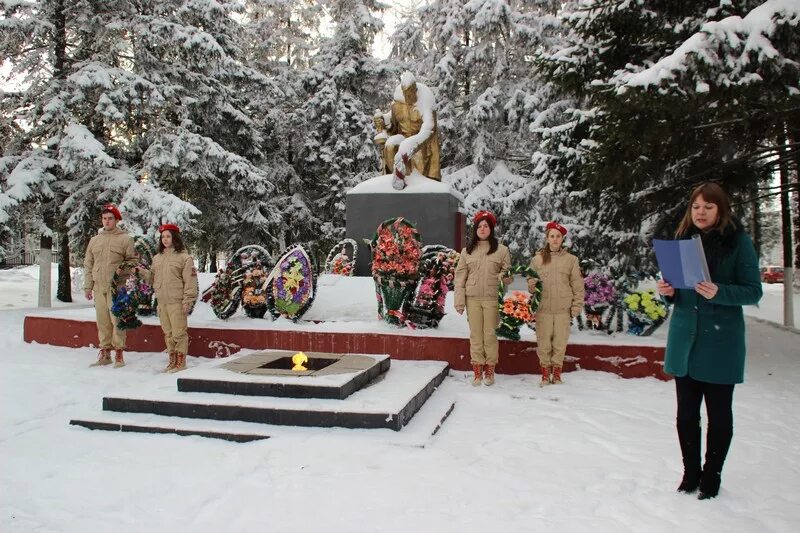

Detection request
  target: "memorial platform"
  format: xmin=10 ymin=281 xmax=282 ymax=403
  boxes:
xmin=23 ymin=311 xmax=667 ymax=380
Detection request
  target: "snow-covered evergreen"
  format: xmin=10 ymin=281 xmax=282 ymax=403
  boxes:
xmin=531 ymin=0 xmax=797 ymax=276
xmin=294 ymin=0 xmax=388 ymax=249
xmin=2 ymin=1 xmax=797 ymax=279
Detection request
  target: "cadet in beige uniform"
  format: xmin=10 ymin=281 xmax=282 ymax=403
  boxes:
xmin=454 ymin=211 xmax=512 ymax=386
xmin=84 ymin=204 xmax=139 ymax=368
xmin=140 ymin=224 xmax=198 ymax=372
xmin=527 ymin=221 xmax=584 ymax=386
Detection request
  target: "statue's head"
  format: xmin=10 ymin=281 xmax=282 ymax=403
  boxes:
xmin=400 ymin=71 xmax=417 ymax=105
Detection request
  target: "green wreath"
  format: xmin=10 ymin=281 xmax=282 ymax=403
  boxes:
xmin=131 ymin=236 xmax=157 ymax=316
xmin=110 ymin=262 xmax=147 ymax=330
xmin=498 ymin=266 xmax=542 ymax=310
xmin=210 ymin=268 xmax=244 ymax=320
xmin=496 ymin=265 xmax=542 ymax=341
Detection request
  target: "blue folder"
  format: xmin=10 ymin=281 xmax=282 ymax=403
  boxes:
xmin=652 ymin=235 xmax=711 ymax=290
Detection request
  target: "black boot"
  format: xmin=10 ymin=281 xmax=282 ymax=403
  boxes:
xmin=697 ymin=471 xmax=721 ymax=500
xmin=676 ymin=418 xmax=701 ymax=493
xmin=698 ymin=422 xmax=732 ymax=500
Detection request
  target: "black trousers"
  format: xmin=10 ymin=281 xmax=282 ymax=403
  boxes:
xmin=675 ymin=375 xmax=735 ymax=478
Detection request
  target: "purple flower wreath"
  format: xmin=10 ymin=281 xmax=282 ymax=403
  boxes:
xmin=268 ymin=245 xmax=316 ymax=321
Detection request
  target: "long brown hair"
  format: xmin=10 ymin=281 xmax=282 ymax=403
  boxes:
xmin=538 ymin=228 xmax=563 ymax=265
xmin=466 ymin=221 xmax=498 ymax=255
xmin=158 ymin=230 xmax=186 ymax=253
xmin=675 ymin=182 xmax=736 ymax=238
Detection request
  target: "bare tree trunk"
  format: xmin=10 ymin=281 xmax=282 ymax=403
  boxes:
xmin=788 ymin=121 xmax=800 ymax=279
xmin=56 ymin=227 xmax=72 ymax=302
xmin=777 ymin=129 xmax=795 ymax=327
xmin=750 ymin=193 xmax=762 ymax=260
xmin=209 ymin=250 xmax=218 ymax=273
xmin=44 ymin=0 xmax=68 ymax=306
xmin=793 ymin=160 xmax=800 ymax=292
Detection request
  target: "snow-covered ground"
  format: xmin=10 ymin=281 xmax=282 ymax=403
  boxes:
xmin=743 ymin=282 xmax=800 ymax=326
xmin=1 ymin=266 xmax=799 ymax=532
xmin=12 ymin=266 xmax=669 ymax=347
xmin=0 ymin=265 xmax=90 ymax=310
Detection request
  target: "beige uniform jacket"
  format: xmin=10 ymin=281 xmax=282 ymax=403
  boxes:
xmin=141 ymin=250 xmax=199 ymax=306
xmin=83 ymin=227 xmax=138 ymax=292
xmin=527 ymin=249 xmax=585 ymax=315
xmin=454 ymin=241 xmax=511 ymax=311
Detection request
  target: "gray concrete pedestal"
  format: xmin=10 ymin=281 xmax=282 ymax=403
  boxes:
xmin=346 ymin=173 xmax=465 ymax=276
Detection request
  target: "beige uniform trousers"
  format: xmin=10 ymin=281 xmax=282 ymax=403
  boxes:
xmin=466 ymin=297 xmax=500 ymax=366
xmin=94 ymin=290 xmax=126 ymax=349
xmin=536 ymin=313 xmax=571 ymax=368
xmin=158 ymin=302 xmax=189 ymax=354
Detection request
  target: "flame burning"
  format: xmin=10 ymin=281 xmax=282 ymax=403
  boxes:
xmin=292 ymin=352 xmax=309 ymax=371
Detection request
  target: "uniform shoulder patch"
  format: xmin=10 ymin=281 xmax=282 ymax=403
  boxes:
xmin=191 ymin=267 xmax=197 ymax=277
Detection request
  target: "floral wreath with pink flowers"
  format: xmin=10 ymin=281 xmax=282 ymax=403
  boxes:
xmin=371 ymin=217 xmax=422 ymax=325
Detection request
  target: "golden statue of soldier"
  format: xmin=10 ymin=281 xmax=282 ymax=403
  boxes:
xmin=373 ymin=72 xmax=441 ymax=190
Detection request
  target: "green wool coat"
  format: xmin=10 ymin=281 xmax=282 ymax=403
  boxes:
xmin=663 ymin=228 xmax=762 ymax=385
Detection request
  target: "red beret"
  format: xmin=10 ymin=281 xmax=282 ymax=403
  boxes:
xmin=546 ymin=221 xmax=567 ymax=235
xmin=159 ymin=223 xmax=180 ymax=233
xmin=101 ymin=204 xmax=122 ymax=220
xmin=473 ymin=210 xmax=497 ymax=228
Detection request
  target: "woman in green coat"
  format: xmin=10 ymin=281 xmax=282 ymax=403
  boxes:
xmin=657 ymin=183 xmax=762 ymax=500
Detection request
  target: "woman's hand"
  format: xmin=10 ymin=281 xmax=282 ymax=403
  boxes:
xmin=695 ymin=281 xmax=718 ymax=300
xmin=656 ymin=279 xmax=674 ymax=298
xmin=527 ymin=277 xmax=539 ymax=293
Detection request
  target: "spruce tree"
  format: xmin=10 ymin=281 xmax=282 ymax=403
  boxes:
xmin=536 ymin=0 xmax=797 ymax=276
xmin=294 ymin=0 xmax=388 ymax=256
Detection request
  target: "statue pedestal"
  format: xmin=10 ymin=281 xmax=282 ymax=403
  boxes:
xmin=346 ymin=173 xmax=465 ymax=276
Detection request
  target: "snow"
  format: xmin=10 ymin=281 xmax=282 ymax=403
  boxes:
xmin=400 ymin=70 xmax=416 ymax=88
xmin=2 ymin=302 xmax=800 ymax=530
xmin=11 ymin=266 xmax=799 ymax=346
xmin=620 ymin=0 xmax=800 ymax=91
xmin=0 ymin=265 xmax=90 ymax=310
xmin=2 ymin=263 xmax=800 ymax=530
xmin=14 ymin=270 xmax=661 ymax=347
xmin=392 ymin=80 xmax=436 ymax=113
xmin=177 ymin=352 xmax=390 ymax=388
xmin=348 ymin=171 xmax=464 ymax=200
xmin=1 ymin=155 xmax=58 ymax=219
xmin=59 ymin=123 xmax=115 ymax=172
xmin=743 ymin=282 xmax=800 ymax=326
xmin=83 ymin=357 xmax=444 ymax=415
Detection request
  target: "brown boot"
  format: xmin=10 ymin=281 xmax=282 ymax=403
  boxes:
xmin=113 ymin=348 xmax=125 ymax=368
xmin=483 ymin=365 xmax=496 ymax=386
xmin=552 ymin=366 xmax=564 ymax=384
xmin=90 ymin=348 xmax=112 ymax=367
xmin=169 ymin=353 xmax=187 ymax=373
xmin=540 ymin=366 xmax=550 ymax=387
xmin=163 ymin=352 xmax=177 ymax=372
xmin=471 ymin=364 xmax=483 ymax=386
